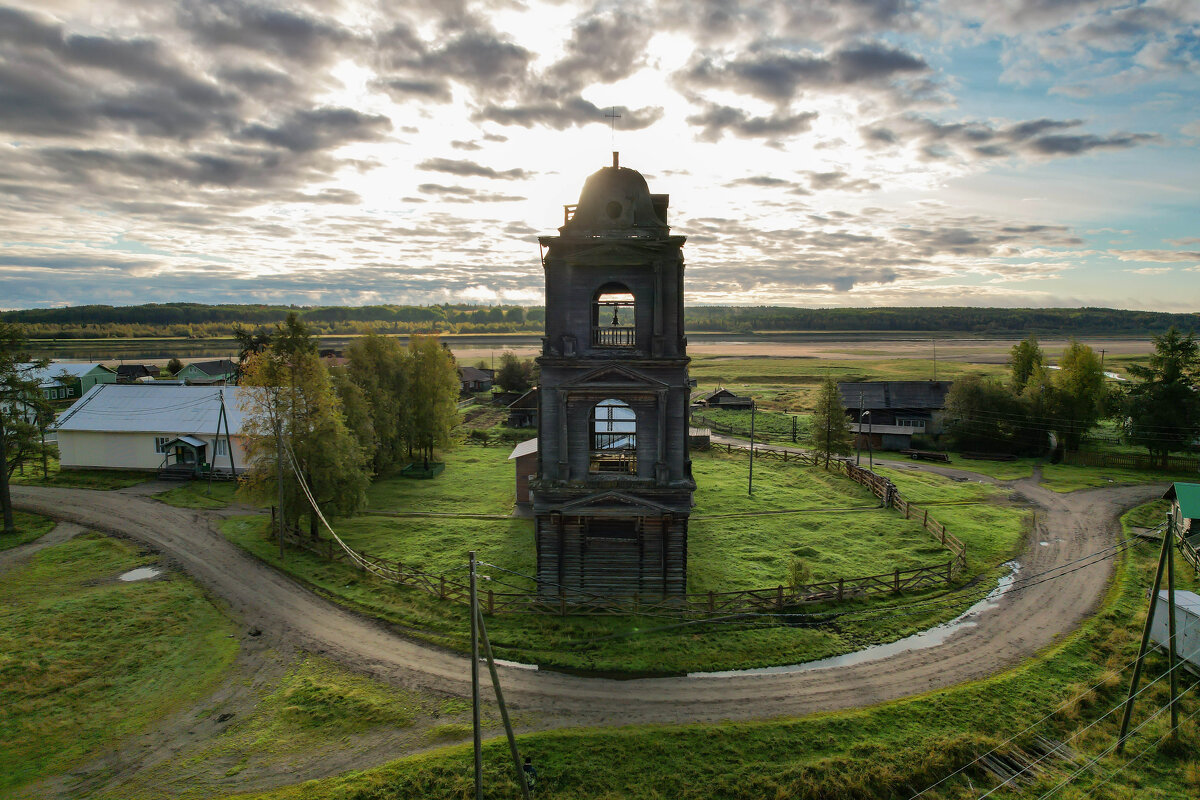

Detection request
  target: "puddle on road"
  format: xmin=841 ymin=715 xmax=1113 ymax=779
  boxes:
xmin=689 ymin=561 xmax=1021 ymax=678
xmin=119 ymin=567 xmax=161 ymax=582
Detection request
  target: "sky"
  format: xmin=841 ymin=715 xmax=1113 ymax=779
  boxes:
xmin=1 ymin=0 xmax=1198 ymax=312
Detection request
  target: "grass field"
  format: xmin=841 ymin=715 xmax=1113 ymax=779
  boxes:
xmin=226 ymin=499 xmax=1200 ymax=800
xmin=221 ymin=445 xmax=1023 ymax=674
xmin=0 ymin=532 xmax=238 ymax=794
xmin=10 ymin=456 xmax=150 ymax=490
xmin=155 ymin=481 xmax=241 ymax=509
xmin=0 ymin=511 xmax=56 ymax=551
xmin=98 ymin=654 xmax=507 ymax=800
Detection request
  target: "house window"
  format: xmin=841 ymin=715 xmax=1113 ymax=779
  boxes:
xmin=213 ymin=438 xmax=229 ymax=457
xmin=590 ymin=398 xmax=636 ymax=473
xmin=592 ymin=284 xmax=636 ymax=348
xmin=155 ymin=436 xmax=171 ymax=453
xmin=66 ymin=387 xmax=74 ymax=397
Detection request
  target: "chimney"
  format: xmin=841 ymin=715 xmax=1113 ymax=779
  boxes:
xmin=612 ymin=151 xmax=619 ymax=168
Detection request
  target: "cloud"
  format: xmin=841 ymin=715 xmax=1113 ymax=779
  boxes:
xmin=1126 ymin=266 xmax=1173 ymax=275
xmin=863 ymin=114 xmax=1160 ymax=160
xmin=474 ymin=99 xmax=664 ymax=131
xmin=802 ymin=170 xmax=880 ymax=192
xmin=680 ymin=41 xmax=929 ymax=104
xmin=1109 ymin=249 xmax=1200 ymax=263
xmin=238 ymin=107 xmax=391 ymax=152
xmin=687 ymin=103 xmax=818 ymax=142
xmin=417 ymin=183 xmax=525 ymax=203
xmin=416 ymin=157 xmax=531 ymax=179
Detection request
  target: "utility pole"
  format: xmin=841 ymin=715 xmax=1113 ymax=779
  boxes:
xmin=748 ymin=399 xmax=755 ymax=496
xmin=470 ymin=551 xmax=483 ymax=800
xmin=791 ymin=414 xmax=797 ymax=443
xmin=932 ymin=338 xmax=937 ymax=381
xmin=857 ymin=392 xmax=864 ymax=466
xmin=866 ymin=411 xmax=874 ymax=469
xmin=1100 ymin=348 xmax=1107 ymax=371
xmin=274 ymin=392 xmax=285 ymax=563
xmin=1167 ymin=510 xmax=1180 ymax=735
xmin=0 ymin=413 xmax=13 ymax=535
xmin=1116 ymin=511 xmax=1177 ymax=751
xmin=477 ymin=605 xmax=532 ymax=799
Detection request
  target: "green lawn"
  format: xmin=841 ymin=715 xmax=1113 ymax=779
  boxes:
xmin=155 ymin=480 xmax=240 ymax=509
xmin=96 ymin=655 xmax=502 ymax=799
xmin=231 ymin=500 xmax=1200 ymax=800
xmin=1039 ymin=462 xmax=1194 ymax=493
xmin=10 ymin=456 xmax=150 ymax=490
xmin=366 ymin=446 xmax=518 ymax=515
xmin=692 ymin=407 xmax=805 ymax=442
xmin=0 ymin=511 xmax=56 ymax=551
xmin=0 ymin=532 xmax=238 ymax=793
xmin=221 ymin=446 xmax=1022 ymax=674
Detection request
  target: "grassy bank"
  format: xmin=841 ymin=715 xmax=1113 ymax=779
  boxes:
xmin=0 ymin=532 xmax=238 ymax=794
xmin=99 ymin=655 xmax=507 ymax=800
xmin=0 ymin=511 xmax=56 ymax=551
xmin=232 ymin=499 xmax=1199 ymax=800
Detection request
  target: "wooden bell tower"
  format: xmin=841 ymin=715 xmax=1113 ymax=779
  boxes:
xmin=532 ymin=155 xmax=694 ymax=598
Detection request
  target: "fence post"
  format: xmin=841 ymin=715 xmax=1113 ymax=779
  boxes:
xmin=838 ymin=578 xmax=844 ymax=602
xmin=947 ymin=559 xmax=953 ymax=583
xmin=923 ymin=509 xmax=928 ymax=527
xmin=708 ymin=591 xmax=715 ymax=613
xmin=488 ymin=589 xmax=494 ymax=614
xmin=904 ymin=503 xmax=910 ymax=519
xmin=559 ymin=590 xmax=566 ymax=617
xmin=777 ymin=585 xmax=784 ymax=610
xmin=893 ymin=568 xmax=900 ymax=593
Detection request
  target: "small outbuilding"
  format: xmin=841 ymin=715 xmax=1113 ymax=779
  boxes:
xmin=508 ymin=437 xmax=537 ymax=512
xmin=1164 ymin=483 xmax=1200 ymax=540
xmin=506 ymin=387 xmax=538 ymax=428
xmin=116 ymin=364 xmax=158 ymax=382
xmin=459 ymin=366 xmax=494 ymax=394
xmin=693 ymin=387 xmax=754 ymax=409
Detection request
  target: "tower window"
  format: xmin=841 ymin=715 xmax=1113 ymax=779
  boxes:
xmin=590 ymin=398 xmax=636 ymax=474
xmin=593 ymin=284 xmax=635 ymax=348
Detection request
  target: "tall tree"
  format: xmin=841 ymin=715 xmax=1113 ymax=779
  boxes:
xmin=1009 ymin=334 xmax=1046 ymax=393
xmin=1050 ymin=340 xmax=1105 ymax=452
xmin=945 ymin=374 xmax=1040 ymax=455
xmin=0 ymin=324 xmax=55 ymax=535
xmin=406 ymin=335 xmax=460 ymax=468
xmin=807 ymin=376 xmax=853 ymax=468
xmin=495 ymin=351 xmax=535 ymax=393
xmin=345 ymin=331 xmax=411 ymax=473
xmin=1123 ymin=327 xmax=1200 ymax=468
xmin=233 ymin=324 xmax=274 ymax=380
xmin=238 ymin=319 xmax=369 ymax=539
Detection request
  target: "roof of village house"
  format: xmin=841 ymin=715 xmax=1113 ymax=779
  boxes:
xmin=183 ymin=358 xmax=237 ymax=376
xmin=116 ymin=364 xmax=156 ymax=378
xmin=53 ymin=384 xmax=253 ymax=435
xmin=459 ymin=366 xmax=493 ymax=382
xmin=694 ymin=387 xmax=745 ymax=402
xmin=837 ymin=381 xmax=953 ymax=411
xmin=507 ymin=387 xmax=537 ymax=409
xmin=508 ymin=438 xmax=538 ymax=460
xmin=22 ymin=361 xmax=115 ymax=385
xmin=1165 ymin=483 xmax=1200 ymax=519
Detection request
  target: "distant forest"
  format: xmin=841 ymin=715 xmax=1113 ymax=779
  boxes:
xmin=1 ymin=303 xmax=1196 ymax=339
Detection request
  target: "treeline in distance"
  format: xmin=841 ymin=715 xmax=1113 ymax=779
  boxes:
xmin=1 ymin=303 xmax=1195 ymax=339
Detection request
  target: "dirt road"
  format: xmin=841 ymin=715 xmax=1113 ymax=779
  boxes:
xmin=11 ymin=471 xmax=1163 ymax=730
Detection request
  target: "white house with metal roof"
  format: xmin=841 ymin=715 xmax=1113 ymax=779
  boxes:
xmin=53 ymin=384 xmax=252 ymax=474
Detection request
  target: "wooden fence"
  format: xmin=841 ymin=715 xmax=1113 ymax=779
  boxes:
xmin=276 ymin=441 xmax=967 ymax=616
xmin=1061 ymin=451 xmax=1199 ymax=473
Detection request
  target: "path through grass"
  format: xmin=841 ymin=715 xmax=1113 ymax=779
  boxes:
xmin=0 ymin=532 xmax=238 ymax=793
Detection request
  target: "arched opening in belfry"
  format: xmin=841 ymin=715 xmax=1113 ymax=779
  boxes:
xmin=592 ymin=283 xmax=636 ymax=348
xmin=590 ymin=398 xmax=637 ymax=473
